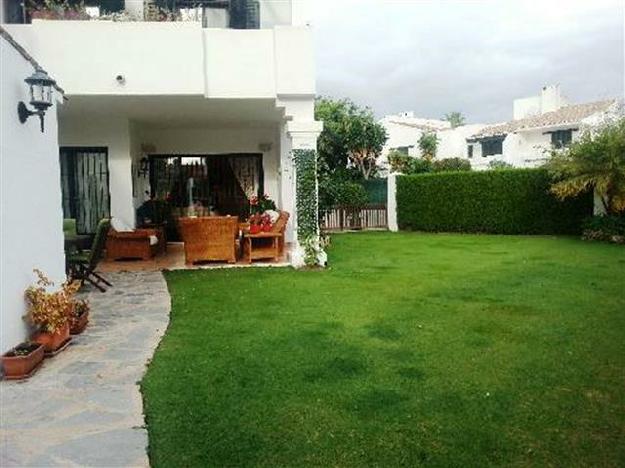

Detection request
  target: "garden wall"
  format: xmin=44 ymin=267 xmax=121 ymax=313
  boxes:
xmin=396 ymin=169 xmax=592 ymax=234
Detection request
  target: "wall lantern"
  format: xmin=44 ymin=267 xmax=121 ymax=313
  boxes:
xmin=17 ymin=66 xmax=56 ymax=133
xmin=137 ymin=156 xmax=150 ymax=178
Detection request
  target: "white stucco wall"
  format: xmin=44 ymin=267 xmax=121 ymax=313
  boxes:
xmin=437 ymin=124 xmax=487 ymax=160
xmin=58 ymin=116 xmax=135 ymax=227
xmin=5 ymin=21 xmax=316 ymax=99
xmin=1 ymin=35 xmax=66 ymax=353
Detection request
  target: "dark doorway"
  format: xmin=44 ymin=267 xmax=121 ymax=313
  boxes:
xmin=59 ymin=147 xmax=111 ymax=235
xmin=148 ymin=154 xmax=264 ymax=221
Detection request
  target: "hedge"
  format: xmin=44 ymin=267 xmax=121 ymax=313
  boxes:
xmin=397 ymin=169 xmax=593 ymax=234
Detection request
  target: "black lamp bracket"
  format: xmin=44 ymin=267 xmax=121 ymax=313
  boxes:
xmin=18 ymin=102 xmax=45 ymax=132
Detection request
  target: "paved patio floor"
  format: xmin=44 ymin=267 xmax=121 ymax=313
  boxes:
xmin=99 ymin=242 xmax=291 ymax=273
xmin=0 ymin=272 xmax=170 ymax=467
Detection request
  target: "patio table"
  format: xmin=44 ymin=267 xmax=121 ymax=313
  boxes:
xmin=242 ymin=231 xmax=281 ymax=263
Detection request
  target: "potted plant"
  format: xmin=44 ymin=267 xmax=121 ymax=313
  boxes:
xmin=70 ymin=300 xmax=90 ymax=335
xmin=248 ymin=213 xmax=262 ymax=234
xmin=1 ymin=342 xmax=45 ymax=380
xmin=25 ymin=269 xmax=80 ymax=356
xmin=249 ymin=194 xmax=276 ymax=215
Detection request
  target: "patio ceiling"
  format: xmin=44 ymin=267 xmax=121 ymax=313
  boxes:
xmin=58 ymin=95 xmax=285 ymax=128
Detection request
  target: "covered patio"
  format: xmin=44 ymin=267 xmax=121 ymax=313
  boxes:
xmin=58 ymin=94 xmax=322 ymax=270
xmin=98 ymin=241 xmax=292 ymax=273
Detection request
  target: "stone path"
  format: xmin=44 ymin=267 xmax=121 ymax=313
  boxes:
xmin=0 ymin=272 xmax=170 ymax=467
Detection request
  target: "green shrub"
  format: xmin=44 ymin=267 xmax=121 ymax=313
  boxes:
xmin=335 ymin=182 xmax=368 ymax=208
xmin=582 ymin=214 xmax=625 ymax=243
xmin=388 ymin=151 xmax=433 ymax=174
xmin=432 ymin=157 xmax=471 ymax=172
xmin=488 ymin=160 xmax=514 ymax=170
xmin=397 ymin=169 xmax=592 ymax=234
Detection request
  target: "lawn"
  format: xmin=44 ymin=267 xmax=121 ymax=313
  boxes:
xmin=142 ymin=232 xmax=625 ymax=467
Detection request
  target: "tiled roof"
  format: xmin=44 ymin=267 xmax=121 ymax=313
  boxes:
xmin=385 ymin=120 xmax=449 ymax=131
xmin=471 ymin=99 xmax=616 ymax=139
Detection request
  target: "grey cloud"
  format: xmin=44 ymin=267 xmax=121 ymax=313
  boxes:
xmin=313 ymin=0 xmax=624 ymax=124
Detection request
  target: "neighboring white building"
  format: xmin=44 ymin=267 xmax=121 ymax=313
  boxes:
xmin=0 ymin=0 xmax=322 ymax=350
xmin=381 ymin=85 xmax=621 ymax=170
xmin=380 ymin=111 xmax=450 ymax=160
xmin=0 ymin=29 xmax=66 ymax=353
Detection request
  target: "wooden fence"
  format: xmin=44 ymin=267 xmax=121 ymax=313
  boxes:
xmin=320 ymin=204 xmax=388 ymax=231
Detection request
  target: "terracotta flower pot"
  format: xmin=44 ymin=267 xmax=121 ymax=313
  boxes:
xmin=70 ymin=310 xmax=89 ymax=335
xmin=32 ymin=323 xmax=71 ymax=355
xmin=1 ymin=342 xmax=45 ymax=380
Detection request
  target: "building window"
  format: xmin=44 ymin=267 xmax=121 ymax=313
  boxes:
xmin=481 ymin=137 xmax=504 ymax=157
xmin=467 ymin=145 xmax=473 ymax=159
xmin=393 ymin=146 xmax=412 ymax=155
xmin=550 ymin=129 xmax=573 ymax=148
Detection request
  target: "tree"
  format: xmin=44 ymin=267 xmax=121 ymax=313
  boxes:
xmin=418 ymin=132 xmax=439 ymax=161
xmin=547 ymin=119 xmax=625 ymax=214
xmin=344 ymin=113 xmax=387 ymax=180
xmin=315 ymin=97 xmax=387 ymax=180
xmin=443 ymin=112 xmax=466 ymax=129
xmin=315 ymin=97 xmax=356 ymax=172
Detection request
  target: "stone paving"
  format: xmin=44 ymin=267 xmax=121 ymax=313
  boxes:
xmin=0 ymin=272 xmax=170 ymax=467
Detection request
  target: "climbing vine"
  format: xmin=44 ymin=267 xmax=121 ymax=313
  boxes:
xmin=293 ymin=149 xmax=323 ymax=266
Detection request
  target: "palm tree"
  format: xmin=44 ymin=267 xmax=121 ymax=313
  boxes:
xmin=547 ymin=119 xmax=625 ymax=214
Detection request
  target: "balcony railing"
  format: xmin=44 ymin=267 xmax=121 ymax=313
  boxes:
xmin=3 ymin=0 xmax=261 ymax=29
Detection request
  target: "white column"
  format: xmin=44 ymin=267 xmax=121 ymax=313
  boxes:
xmin=279 ymin=122 xmax=295 ymax=242
xmin=285 ymin=120 xmax=323 ymax=267
xmin=387 ymin=173 xmax=399 ymax=232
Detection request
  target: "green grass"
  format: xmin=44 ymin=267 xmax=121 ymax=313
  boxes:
xmin=142 ymin=233 xmax=625 ymax=467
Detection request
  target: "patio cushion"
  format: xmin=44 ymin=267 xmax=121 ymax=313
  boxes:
xmin=264 ymin=210 xmax=279 ymax=224
xmin=111 ymin=217 xmax=133 ymax=233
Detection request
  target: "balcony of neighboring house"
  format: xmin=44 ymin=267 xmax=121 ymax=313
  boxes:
xmin=1 ymin=0 xmax=307 ymax=29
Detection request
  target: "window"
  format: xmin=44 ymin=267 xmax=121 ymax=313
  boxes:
xmin=467 ymin=145 xmax=474 ymax=159
xmin=550 ymin=129 xmax=573 ymax=148
xmin=393 ymin=146 xmax=412 ymax=155
xmin=481 ymin=137 xmax=504 ymax=157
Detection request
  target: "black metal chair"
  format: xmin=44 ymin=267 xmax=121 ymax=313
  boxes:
xmin=67 ymin=218 xmax=112 ymax=292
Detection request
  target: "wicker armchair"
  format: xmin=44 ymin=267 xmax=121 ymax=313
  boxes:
xmin=178 ymin=216 xmax=238 ymax=264
xmin=243 ymin=211 xmax=290 ymax=263
xmin=106 ymin=227 xmax=165 ymax=260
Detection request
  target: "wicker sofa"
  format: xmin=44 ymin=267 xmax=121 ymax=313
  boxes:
xmin=106 ymin=226 xmax=165 ymax=260
xmin=178 ymin=216 xmax=239 ymax=264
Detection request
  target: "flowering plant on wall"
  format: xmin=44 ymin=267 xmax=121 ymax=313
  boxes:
xmin=249 ymin=194 xmax=276 ymax=215
xmin=28 ymin=0 xmax=91 ymax=20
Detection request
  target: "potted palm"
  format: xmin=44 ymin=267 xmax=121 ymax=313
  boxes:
xmin=70 ymin=300 xmax=90 ymax=335
xmin=25 ymin=269 xmax=80 ymax=356
xmin=1 ymin=342 xmax=45 ymax=380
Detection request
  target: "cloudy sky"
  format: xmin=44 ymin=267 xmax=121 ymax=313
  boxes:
xmin=312 ymin=0 xmax=624 ymax=124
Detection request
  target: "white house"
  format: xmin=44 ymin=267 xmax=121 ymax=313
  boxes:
xmin=0 ymin=28 xmax=66 ymax=353
xmin=0 ymin=0 xmax=323 ymax=352
xmin=380 ymin=111 xmax=450 ymax=160
xmin=466 ymin=85 xmax=620 ymax=169
xmin=381 ymin=85 xmax=621 ymax=170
